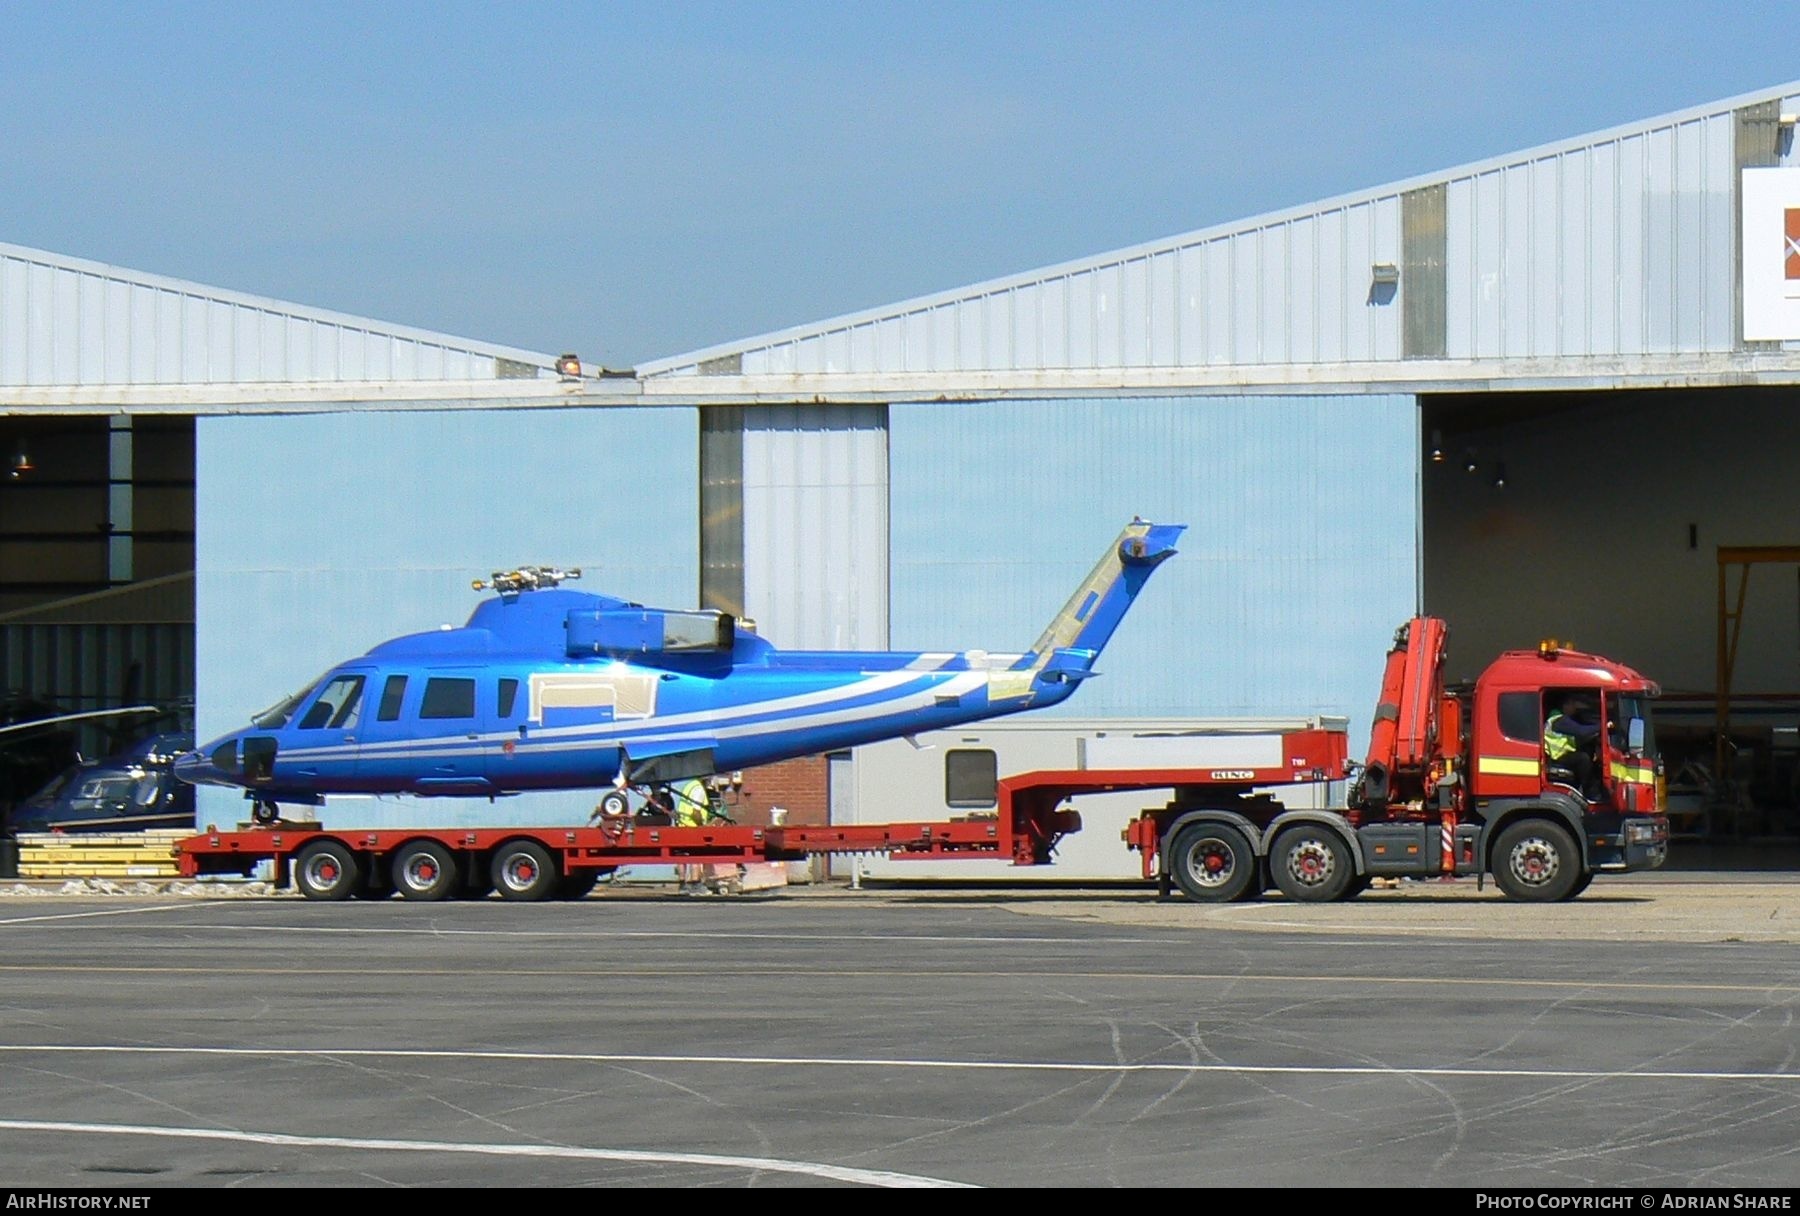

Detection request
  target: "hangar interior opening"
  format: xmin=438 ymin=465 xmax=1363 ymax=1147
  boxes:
xmin=0 ymin=414 xmax=195 ymax=758
xmin=1422 ymin=387 xmax=1800 ymax=843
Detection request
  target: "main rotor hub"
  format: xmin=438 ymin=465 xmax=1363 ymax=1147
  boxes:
xmin=473 ymin=565 xmax=583 ymax=595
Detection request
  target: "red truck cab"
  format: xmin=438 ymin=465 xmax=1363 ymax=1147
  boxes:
xmin=1464 ymin=642 xmax=1667 ymax=879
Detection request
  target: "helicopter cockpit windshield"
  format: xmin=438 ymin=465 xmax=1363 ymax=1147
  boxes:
xmin=251 ymin=672 xmax=330 ymax=730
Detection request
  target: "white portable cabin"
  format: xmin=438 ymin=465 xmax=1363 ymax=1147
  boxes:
xmin=843 ymin=716 xmax=1351 ymax=881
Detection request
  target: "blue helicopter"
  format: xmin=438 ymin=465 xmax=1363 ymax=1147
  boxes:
xmin=176 ymin=519 xmax=1183 ymax=823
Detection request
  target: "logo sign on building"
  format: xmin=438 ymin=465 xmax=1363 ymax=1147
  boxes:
xmin=1743 ymin=167 xmax=1800 ymax=340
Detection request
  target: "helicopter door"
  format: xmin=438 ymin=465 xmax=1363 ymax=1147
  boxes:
xmin=355 ymin=670 xmax=494 ymax=794
xmin=280 ymin=670 xmax=371 ymax=791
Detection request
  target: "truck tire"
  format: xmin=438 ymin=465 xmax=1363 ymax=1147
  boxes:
xmin=1491 ymin=819 xmax=1581 ymax=902
xmin=491 ymin=840 xmax=559 ymax=902
xmin=1563 ymin=871 xmax=1594 ymax=900
xmin=392 ymin=840 xmax=461 ymax=902
xmin=1268 ymin=824 xmax=1354 ymax=902
xmin=1167 ymin=822 xmax=1258 ymax=903
xmin=293 ymin=839 xmax=361 ymax=902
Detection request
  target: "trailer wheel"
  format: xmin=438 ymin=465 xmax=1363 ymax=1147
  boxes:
xmin=491 ymin=840 xmax=559 ymax=902
xmin=1167 ymin=822 xmax=1257 ymax=903
xmin=1268 ymin=824 xmax=1355 ymax=902
xmin=1491 ymin=820 xmax=1581 ymax=902
xmin=293 ymin=840 xmax=361 ymax=902
xmin=392 ymin=841 xmax=461 ymax=902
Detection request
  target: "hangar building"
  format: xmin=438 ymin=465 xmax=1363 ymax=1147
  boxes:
xmin=4 ymin=80 xmax=1800 ymax=843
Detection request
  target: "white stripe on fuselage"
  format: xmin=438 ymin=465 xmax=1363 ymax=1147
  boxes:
xmin=278 ymin=670 xmax=997 ymax=770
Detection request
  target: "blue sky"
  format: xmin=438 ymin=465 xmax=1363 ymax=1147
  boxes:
xmin=1 ymin=2 xmax=1794 ymax=367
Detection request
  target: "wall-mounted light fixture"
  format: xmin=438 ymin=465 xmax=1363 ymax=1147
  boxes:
xmin=1429 ymin=429 xmax=1445 ymax=463
xmin=1492 ymin=461 xmax=1508 ymax=489
xmin=8 ymin=443 xmax=32 ymax=479
xmin=1463 ymin=450 xmax=1479 ymax=475
xmin=1370 ymin=263 xmax=1400 ymax=286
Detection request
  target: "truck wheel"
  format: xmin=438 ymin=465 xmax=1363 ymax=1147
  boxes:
xmin=1491 ymin=820 xmax=1581 ymax=902
xmin=491 ymin=840 xmax=559 ymax=902
xmin=1268 ymin=824 xmax=1354 ymax=902
xmin=1563 ymin=871 xmax=1594 ymax=900
xmin=293 ymin=839 xmax=361 ymax=902
xmin=1167 ymin=822 xmax=1257 ymax=903
xmin=392 ymin=841 xmax=461 ymax=902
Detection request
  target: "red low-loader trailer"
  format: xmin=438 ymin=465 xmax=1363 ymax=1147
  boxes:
xmin=175 ymin=725 xmax=1347 ymax=901
xmin=177 ymin=617 xmax=1669 ymax=903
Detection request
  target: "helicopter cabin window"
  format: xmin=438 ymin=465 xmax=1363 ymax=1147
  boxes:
xmin=298 ymin=676 xmax=365 ymax=730
xmin=528 ymin=673 xmax=657 ymax=721
xmin=377 ymin=675 xmax=407 ymax=722
xmin=497 ymin=678 xmax=519 ymax=719
xmin=1497 ymin=691 xmax=1544 ymax=743
xmin=945 ymin=748 xmax=998 ymax=809
xmin=420 ymin=677 xmax=476 ymax=720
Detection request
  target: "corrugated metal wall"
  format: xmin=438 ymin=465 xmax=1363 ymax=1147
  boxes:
xmin=1443 ymin=111 xmax=1737 ymax=358
xmin=194 ymin=407 xmax=698 ymax=828
xmin=708 ymin=196 xmax=1403 ymax=374
xmin=644 ymin=84 xmax=1800 ymax=380
xmin=0 ymin=242 xmax=552 ymax=386
xmin=0 ymin=622 xmax=191 ymax=711
xmin=889 ymin=395 xmax=1419 ymax=744
xmin=742 ymin=405 xmax=888 ymax=649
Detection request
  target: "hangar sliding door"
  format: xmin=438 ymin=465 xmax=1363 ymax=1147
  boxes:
xmin=194 ymin=407 xmax=699 ymax=829
xmin=869 ymin=393 xmax=1419 ymax=879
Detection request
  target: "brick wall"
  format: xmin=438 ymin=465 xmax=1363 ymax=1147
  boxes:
xmin=721 ymin=754 xmax=830 ymax=826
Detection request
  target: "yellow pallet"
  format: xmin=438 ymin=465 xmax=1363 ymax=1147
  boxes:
xmin=18 ymin=833 xmax=186 ymax=849
xmin=21 ymin=855 xmax=177 ymax=868
xmin=20 ymin=864 xmax=179 ymax=878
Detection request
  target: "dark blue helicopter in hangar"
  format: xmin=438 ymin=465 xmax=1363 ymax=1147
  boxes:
xmin=175 ymin=520 xmax=1183 ymax=823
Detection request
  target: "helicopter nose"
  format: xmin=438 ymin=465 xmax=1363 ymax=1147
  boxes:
xmin=172 ymin=750 xmax=209 ymax=785
xmin=176 ymin=737 xmax=241 ymax=787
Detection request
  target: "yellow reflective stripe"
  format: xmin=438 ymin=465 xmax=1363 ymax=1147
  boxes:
xmin=1609 ymin=762 xmax=1656 ymax=785
xmin=1477 ymin=755 xmax=1541 ymax=777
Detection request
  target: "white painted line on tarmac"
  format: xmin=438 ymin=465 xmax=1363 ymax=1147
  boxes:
xmin=0 ymin=1118 xmax=971 ymax=1188
xmin=57 ymin=920 xmax=1169 ymax=947
xmin=4 ymin=1043 xmax=1798 ymax=1085
xmin=0 ymin=903 xmax=193 ymax=927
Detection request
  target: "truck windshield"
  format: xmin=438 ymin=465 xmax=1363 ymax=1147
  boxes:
xmin=1613 ymin=694 xmax=1657 ymax=759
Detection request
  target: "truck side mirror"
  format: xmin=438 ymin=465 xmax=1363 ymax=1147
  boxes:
xmin=1627 ymin=718 xmax=1645 ymax=755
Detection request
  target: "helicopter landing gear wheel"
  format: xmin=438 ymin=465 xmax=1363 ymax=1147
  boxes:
xmin=251 ymin=799 xmax=280 ymax=825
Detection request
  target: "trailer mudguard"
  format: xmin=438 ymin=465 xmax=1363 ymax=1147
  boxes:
xmin=1476 ymin=792 xmax=1591 ymax=869
xmin=1263 ymin=809 xmax=1368 ymax=874
xmin=1155 ymin=809 xmax=1265 ymax=875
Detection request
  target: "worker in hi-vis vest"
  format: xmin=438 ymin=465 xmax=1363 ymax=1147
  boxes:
xmin=674 ymin=777 xmax=712 ymax=894
xmin=1544 ymin=693 xmax=1603 ymax=798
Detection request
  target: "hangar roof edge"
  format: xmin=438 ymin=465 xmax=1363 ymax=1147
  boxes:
xmin=638 ymin=78 xmax=1800 ymax=379
xmin=0 ymin=239 xmax=560 ymax=372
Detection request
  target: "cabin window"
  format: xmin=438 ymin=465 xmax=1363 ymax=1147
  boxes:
xmin=945 ymin=748 xmax=998 ymax=809
xmin=377 ymin=675 xmax=408 ymax=722
xmin=528 ymin=673 xmax=657 ymax=721
xmin=497 ymin=678 xmax=519 ymax=718
xmin=1497 ymin=692 xmax=1542 ymax=743
xmin=420 ymin=677 xmax=477 ymax=720
xmin=298 ymin=676 xmax=365 ymax=730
